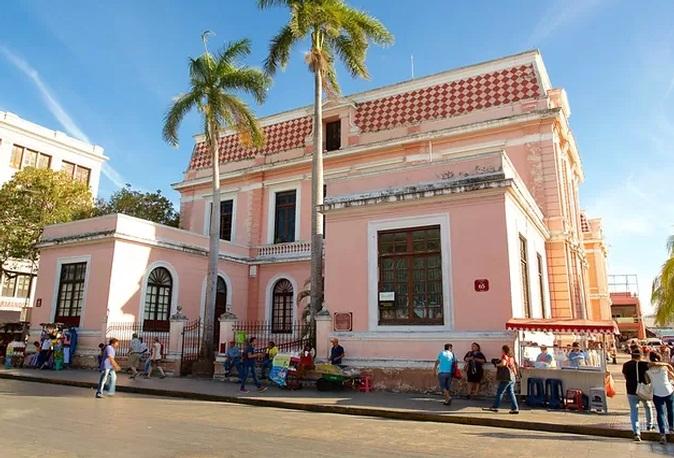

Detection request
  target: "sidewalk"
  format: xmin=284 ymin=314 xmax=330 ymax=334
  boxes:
xmin=0 ymin=362 xmax=664 ymax=443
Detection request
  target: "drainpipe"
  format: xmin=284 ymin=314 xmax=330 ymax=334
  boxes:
xmin=428 ymin=140 xmax=433 ymax=162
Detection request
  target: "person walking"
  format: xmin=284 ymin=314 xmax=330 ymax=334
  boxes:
xmin=622 ymin=348 xmax=655 ymax=441
xmin=646 ymin=352 xmax=674 ymax=444
xmin=464 ymin=342 xmax=486 ymax=398
xmin=146 ymin=337 xmax=166 ymax=379
xmin=96 ymin=338 xmax=121 ymax=399
xmin=483 ymin=345 xmax=519 ymax=414
xmin=434 ymin=343 xmax=455 ymax=406
xmin=127 ymin=333 xmax=143 ymax=379
xmin=239 ymin=337 xmax=267 ymax=393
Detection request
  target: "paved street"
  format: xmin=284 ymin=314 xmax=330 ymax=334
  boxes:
xmin=0 ymin=379 xmax=670 ymax=458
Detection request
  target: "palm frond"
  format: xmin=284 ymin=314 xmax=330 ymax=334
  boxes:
xmin=329 ymin=34 xmax=368 ymax=79
xmin=162 ymin=91 xmax=200 ymax=147
xmin=265 ymin=25 xmax=297 ymax=75
xmin=217 ymin=38 xmax=252 ymax=67
xmin=257 ymin=0 xmax=293 ymax=9
xmin=218 ymin=94 xmax=265 ymax=149
xmin=342 ymin=7 xmax=394 ymax=47
xmin=220 ymin=67 xmax=271 ymax=104
xmin=653 ymin=253 xmax=674 ymax=325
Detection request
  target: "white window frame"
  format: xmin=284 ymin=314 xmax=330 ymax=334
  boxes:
xmin=264 ymin=274 xmax=298 ymax=325
xmin=138 ymin=261 xmax=180 ymax=322
xmin=266 ymin=183 xmax=301 ymax=244
xmin=367 ymin=214 xmax=453 ymax=332
xmin=50 ymin=255 xmax=92 ymax=327
xmin=202 ymin=192 xmax=238 ymax=242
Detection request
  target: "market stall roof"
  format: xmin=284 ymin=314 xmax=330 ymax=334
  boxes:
xmin=506 ymin=318 xmax=620 ymax=335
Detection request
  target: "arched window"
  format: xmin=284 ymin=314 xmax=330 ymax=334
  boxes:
xmin=144 ymin=267 xmax=172 ymax=331
xmin=271 ymin=279 xmax=293 ymax=333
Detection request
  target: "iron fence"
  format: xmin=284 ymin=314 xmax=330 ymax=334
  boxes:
xmin=231 ymin=321 xmax=311 ymax=353
xmin=105 ymin=321 xmax=170 ymax=357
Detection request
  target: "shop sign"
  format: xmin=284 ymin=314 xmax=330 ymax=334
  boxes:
xmin=378 ymin=291 xmax=395 ymax=301
xmin=334 ymin=312 xmax=353 ymax=332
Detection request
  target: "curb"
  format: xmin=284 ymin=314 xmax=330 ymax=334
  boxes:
xmin=0 ymin=372 xmax=664 ymax=443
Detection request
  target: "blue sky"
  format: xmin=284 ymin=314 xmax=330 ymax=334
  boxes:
xmin=1 ymin=1 xmax=673 ymax=312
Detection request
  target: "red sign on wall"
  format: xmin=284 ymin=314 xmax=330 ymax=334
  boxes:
xmin=334 ymin=312 xmax=353 ymax=332
xmin=474 ymin=279 xmax=489 ymax=292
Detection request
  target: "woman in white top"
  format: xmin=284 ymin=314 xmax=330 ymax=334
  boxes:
xmin=646 ymin=352 xmax=674 ymax=444
xmin=145 ymin=337 xmax=166 ymax=379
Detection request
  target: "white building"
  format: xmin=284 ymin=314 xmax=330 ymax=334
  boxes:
xmin=0 ymin=111 xmax=106 ymax=322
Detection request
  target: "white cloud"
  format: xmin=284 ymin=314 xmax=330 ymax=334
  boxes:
xmin=527 ymin=0 xmax=606 ymax=47
xmin=0 ymin=45 xmax=125 ymax=190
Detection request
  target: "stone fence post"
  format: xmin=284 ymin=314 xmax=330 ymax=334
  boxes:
xmin=168 ymin=306 xmax=188 ymax=373
xmin=315 ymin=309 xmax=332 ymax=363
xmin=218 ymin=312 xmax=238 ymax=355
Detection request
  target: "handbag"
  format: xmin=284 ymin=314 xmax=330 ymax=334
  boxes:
xmin=496 ymin=365 xmax=512 ymax=382
xmin=636 ymin=362 xmax=653 ymax=401
xmin=453 ymin=361 xmax=463 ymax=380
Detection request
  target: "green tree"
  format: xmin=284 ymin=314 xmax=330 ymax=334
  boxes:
xmin=163 ymin=35 xmax=270 ymax=372
xmin=259 ymin=0 xmax=393 ymax=333
xmin=0 ymin=167 xmax=93 ymax=275
xmin=94 ymin=185 xmax=179 ymax=227
xmin=652 ymin=235 xmax=674 ymax=325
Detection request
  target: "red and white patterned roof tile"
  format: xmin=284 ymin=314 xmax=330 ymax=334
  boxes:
xmin=188 ymin=64 xmax=541 ymax=170
xmin=188 ymin=115 xmax=312 ymax=170
xmin=354 ymin=64 xmax=541 ymax=133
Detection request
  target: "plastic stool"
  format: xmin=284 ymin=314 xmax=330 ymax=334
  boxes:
xmin=565 ymin=389 xmax=584 ymax=411
xmin=526 ymin=377 xmax=546 ymax=407
xmin=356 ymin=374 xmax=372 ymax=393
xmin=545 ymin=378 xmax=564 ymax=409
xmin=589 ymin=387 xmax=607 ymax=413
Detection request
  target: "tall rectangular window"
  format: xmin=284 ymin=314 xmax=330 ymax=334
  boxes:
xmin=537 ymin=253 xmax=546 ymax=318
xmin=10 ymin=145 xmax=23 ymax=169
xmin=325 ymin=120 xmax=341 ymax=151
xmin=220 ymin=199 xmax=233 ymax=241
xmin=1 ymin=274 xmax=17 ymax=297
xmin=519 ymin=236 xmax=531 ymax=318
xmin=55 ymin=262 xmax=87 ymax=327
xmin=274 ymin=190 xmax=296 ymax=243
xmin=378 ymin=226 xmax=443 ymax=325
xmin=74 ymin=165 xmax=91 ymax=185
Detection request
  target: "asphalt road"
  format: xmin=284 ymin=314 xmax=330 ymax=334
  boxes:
xmin=0 ymin=379 xmax=670 ymax=458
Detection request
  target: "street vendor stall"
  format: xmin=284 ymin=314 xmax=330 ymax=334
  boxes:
xmin=506 ymin=318 xmax=620 ymax=413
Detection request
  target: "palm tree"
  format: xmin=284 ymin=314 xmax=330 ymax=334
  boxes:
xmin=258 ymin=0 xmax=393 ymax=337
xmin=653 ymin=235 xmax=674 ymax=325
xmin=163 ymin=35 xmax=270 ymax=372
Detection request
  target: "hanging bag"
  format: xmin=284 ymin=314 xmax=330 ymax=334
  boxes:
xmin=453 ymin=360 xmax=463 ymax=380
xmin=636 ymin=362 xmax=653 ymax=401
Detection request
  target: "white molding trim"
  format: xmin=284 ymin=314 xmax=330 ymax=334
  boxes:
xmin=266 ymin=182 xmax=302 ymax=244
xmin=138 ymin=261 xmax=180 ymax=322
xmin=367 ymin=214 xmax=453 ymax=332
xmin=49 ymin=255 xmax=92 ymax=326
xmin=333 ymin=330 xmax=511 ymax=340
xmin=199 ymin=271 xmax=233 ymax=320
xmin=202 ymin=191 xmax=238 ymax=242
xmin=264 ymin=273 xmax=299 ymax=323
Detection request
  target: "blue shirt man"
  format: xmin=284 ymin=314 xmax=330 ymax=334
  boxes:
xmin=434 ymin=343 xmax=455 ymax=405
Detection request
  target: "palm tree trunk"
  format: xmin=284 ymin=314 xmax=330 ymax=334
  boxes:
xmin=309 ymin=52 xmax=324 ymax=345
xmin=199 ymin=119 xmax=221 ymax=368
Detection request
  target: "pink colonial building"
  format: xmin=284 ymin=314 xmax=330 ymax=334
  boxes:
xmin=29 ymin=50 xmax=610 ymax=388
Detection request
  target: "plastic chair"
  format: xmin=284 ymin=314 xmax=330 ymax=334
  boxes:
xmin=589 ymin=387 xmax=607 ymax=413
xmin=564 ymin=389 xmax=584 ymax=411
xmin=356 ymin=374 xmax=373 ymax=393
xmin=545 ymin=378 xmax=564 ymax=409
xmin=526 ymin=377 xmax=546 ymax=407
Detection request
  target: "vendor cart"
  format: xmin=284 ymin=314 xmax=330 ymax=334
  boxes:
xmin=506 ymin=318 xmax=620 ymax=413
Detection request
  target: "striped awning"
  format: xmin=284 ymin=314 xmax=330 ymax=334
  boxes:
xmin=506 ymin=318 xmax=620 ymax=335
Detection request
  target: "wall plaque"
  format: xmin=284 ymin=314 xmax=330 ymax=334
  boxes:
xmin=474 ymin=279 xmax=489 ymax=292
xmin=334 ymin=312 xmax=353 ymax=332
